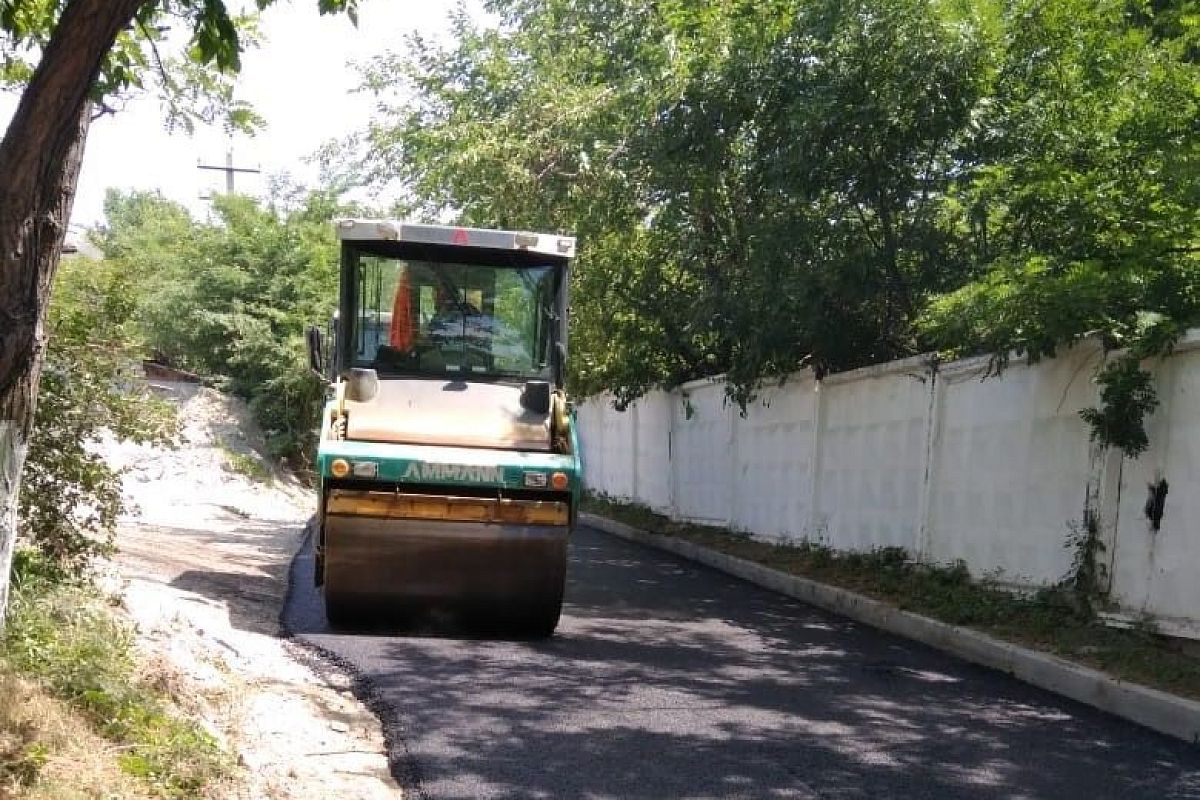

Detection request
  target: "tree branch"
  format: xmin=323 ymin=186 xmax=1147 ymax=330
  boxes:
xmin=136 ymin=18 xmax=172 ymax=92
xmin=851 ymin=203 xmax=883 ymax=252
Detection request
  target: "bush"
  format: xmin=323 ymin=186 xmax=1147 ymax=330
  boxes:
xmin=99 ymin=189 xmax=342 ymax=469
xmin=20 ymin=257 xmax=175 ymax=580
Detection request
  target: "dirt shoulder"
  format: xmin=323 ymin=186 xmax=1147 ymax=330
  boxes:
xmin=102 ymin=380 xmax=400 ymax=800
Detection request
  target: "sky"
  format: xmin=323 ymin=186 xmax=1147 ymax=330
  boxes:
xmin=0 ymin=0 xmax=472 ymax=232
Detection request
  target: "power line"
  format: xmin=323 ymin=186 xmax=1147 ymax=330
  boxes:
xmin=197 ymin=148 xmax=260 ymax=197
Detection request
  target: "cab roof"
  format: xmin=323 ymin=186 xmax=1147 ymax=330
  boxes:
xmin=335 ymin=219 xmax=576 ymax=260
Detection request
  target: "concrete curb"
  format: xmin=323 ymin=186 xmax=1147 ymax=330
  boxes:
xmin=581 ymin=512 xmax=1200 ymax=746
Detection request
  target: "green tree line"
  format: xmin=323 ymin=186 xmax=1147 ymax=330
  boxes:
xmin=17 ymin=187 xmax=349 ymax=579
xmin=340 ymin=0 xmax=1197 ymax=454
xmin=97 ymin=188 xmax=346 ymax=467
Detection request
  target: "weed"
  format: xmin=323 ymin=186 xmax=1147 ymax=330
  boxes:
xmin=1062 ymin=515 xmax=1107 ymax=615
xmin=0 ymin=668 xmax=155 ymax=799
xmin=0 ymin=699 xmax=47 ymax=789
xmin=1 ymin=568 xmax=230 ymax=798
xmin=219 ymin=443 xmax=271 ymax=483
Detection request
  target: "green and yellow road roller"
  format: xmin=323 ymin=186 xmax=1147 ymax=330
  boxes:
xmin=307 ymin=219 xmax=581 ymax=636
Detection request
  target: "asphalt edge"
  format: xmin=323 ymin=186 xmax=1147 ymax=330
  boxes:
xmin=581 ymin=512 xmax=1200 ymax=746
xmin=278 ymin=518 xmax=429 ymax=798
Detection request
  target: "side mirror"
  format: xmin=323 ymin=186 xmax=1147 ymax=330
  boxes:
xmin=306 ymin=325 xmax=325 ymax=379
xmin=520 ymin=380 xmax=552 ymax=415
xmin=553 ymin=341 xmax=567 ymax=388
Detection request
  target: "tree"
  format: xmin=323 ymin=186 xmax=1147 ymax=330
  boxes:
xmin=347 ymin=0 xmax=986 ymax=407
xmin=0 ymin=0 xmax=357 ymax=626
xmin=357 ymin=0 xmax=1195 ymax=458
xmin=918 ymin=0 xmax=1199 ymax=455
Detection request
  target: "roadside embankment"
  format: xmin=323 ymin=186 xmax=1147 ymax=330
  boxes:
xmin=98 ymin=380 xmax=400 ymax=799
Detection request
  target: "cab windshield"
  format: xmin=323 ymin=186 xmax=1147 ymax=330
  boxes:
xmin=351 ymin=255 xmax=560 ymax=380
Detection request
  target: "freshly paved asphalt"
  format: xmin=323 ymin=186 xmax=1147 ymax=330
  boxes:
xmin=283 ymin=525 xmax=1200 ymax=799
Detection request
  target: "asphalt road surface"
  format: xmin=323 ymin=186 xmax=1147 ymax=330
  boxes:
xmin=283 ymin=525 xmax=1200 ymax=799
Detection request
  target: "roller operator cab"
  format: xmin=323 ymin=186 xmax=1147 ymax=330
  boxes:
xmin=308 ymin=219 xmax=581 ymax=636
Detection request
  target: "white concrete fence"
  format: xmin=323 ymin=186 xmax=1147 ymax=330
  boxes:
xmin=577 ymin=332 xmax=1200 ymax=639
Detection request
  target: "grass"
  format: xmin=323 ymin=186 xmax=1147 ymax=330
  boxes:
xmin=1 ymin=669 xmax=154 ymax=799
xmin=0 ymin=551 xmax=231 ymax=799
xmin=219 ymin=443 xmax=272 ymax=483
xmin=582 ymin=493 xmax=1200 ymax=701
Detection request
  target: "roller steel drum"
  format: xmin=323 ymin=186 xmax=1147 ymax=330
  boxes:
xmin=323 ymin=515 xmax=569 ymax=636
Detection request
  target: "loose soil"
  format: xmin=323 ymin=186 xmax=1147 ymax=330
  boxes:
xmin=101 ymin=380 xmax=400 ymax=800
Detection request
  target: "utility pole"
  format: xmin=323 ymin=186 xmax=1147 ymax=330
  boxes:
xmin=197 ymin=149 xmax=260 ymax=198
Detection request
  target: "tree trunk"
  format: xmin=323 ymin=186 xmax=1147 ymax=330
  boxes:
xmin=0 ymin=0 xmax=146 ymax=626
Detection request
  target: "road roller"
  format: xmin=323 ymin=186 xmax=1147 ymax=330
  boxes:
xmin=307 ymin=219 xmax=581 ymax=636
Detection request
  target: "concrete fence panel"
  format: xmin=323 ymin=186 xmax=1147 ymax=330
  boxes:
xmin=729 ymin=379 xmax=818 ymax=541
xmin=672 ymin=381 xmax=734 ymax=525
xmin=926 ymin=345 xmax=1101 ymax=586
xmin=633 ymin=393 xmax=674 ymax=514
xmin=813 ymin=364 xmax=931 ymax=554
xmin=576 ymin=332 xmax=1200 ymax=636
xmin=577 ymin=394 xmax=635 ymax=501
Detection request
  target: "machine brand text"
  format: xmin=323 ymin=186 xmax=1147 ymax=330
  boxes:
xmin=402 ymin=462 xmax=505 ymax=483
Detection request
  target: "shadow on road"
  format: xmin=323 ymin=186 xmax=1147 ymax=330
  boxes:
xmin=283 ymin=526 xmax=1200 ymax=800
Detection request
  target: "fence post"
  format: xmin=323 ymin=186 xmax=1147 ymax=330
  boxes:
xmin=915 ymin=359 xmax=943 ymax=563
xmin=806 ymin=378 xmax=826 ymax=541
xmin=630 ymin=400 xmax=640 ymax=505
xmin=1085 ymin=441 xmax=1124 ymax=595
xmin=728 ymin=393 xmax=739 ymax=529
xmin=668 ymin=390 xmax=679 ymax=519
